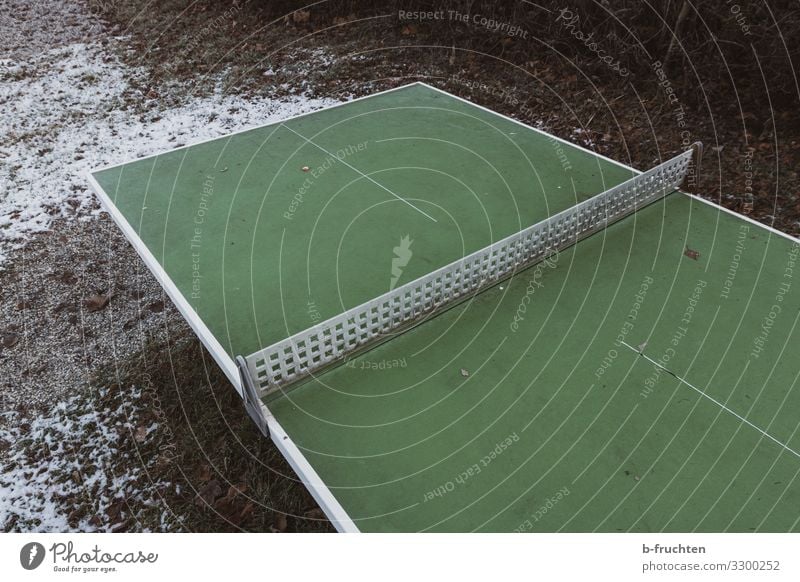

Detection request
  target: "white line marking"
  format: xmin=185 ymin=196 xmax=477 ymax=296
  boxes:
xmin=620 ymin=341 xmax=800 ymax=460
xmin=279 ymin=123 xmax=438 ymax=222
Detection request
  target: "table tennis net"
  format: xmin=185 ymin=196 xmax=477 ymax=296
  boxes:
xmin=245 ymin=145 xmax=698 ymax=398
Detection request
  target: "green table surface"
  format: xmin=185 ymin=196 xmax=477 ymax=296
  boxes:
xmin=93 ymin=83 xmax=800 ymax=532
xmin=269 ymin=193 xmax=800 ymax=532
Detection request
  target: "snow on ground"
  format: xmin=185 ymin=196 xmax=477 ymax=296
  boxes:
xmin=0 ymin=385 xmax=175 ymax=532
xmin=1 ymin=10 xmax=338 ymax=530
xmin=0 ymin=40 xmax=336 ymax=265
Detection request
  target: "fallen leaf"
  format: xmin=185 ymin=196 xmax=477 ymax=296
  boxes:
xmin=197 ymin=464 xmax=212 ymax=483
xmin=225 ymin=484 xmax=248 ymax=500
xmin=292 ymin=9 xmax=310 ymax=23
xmin=271 ymin=512 xmax=288 ymax=532
xmin=68 ymin=509 xmax=84 ymax=525
xmin=106 ymin=500 xmax=124 ymax=521
xmin=304 ymin=508 xmax=325 ymax=519
xmin=214 ymin=495 xmax=236 ymax=515
xmin=134 ymin=426 xmax=147 ymax=443
xmin=401 ymin=24 xmax=418 ymax=35
xmin=239 ymin=502 xmax=255 ymax=522
xmin=84 ymin=293 xmax=112 ymax=312
xmin=195 ymin=479 xmax=223 ymax=507
xmin=460 ymin=368 xmax=470 ymax=377
xmin=58 ymin=271 xmax=78 ymax=285
xmin=683 ymin=247 xmax=700 ymax=260
xmin=1 ymin=332 xmax=19 ymax=349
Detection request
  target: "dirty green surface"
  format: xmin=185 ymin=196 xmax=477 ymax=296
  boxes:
xmin=92 ymin=83 xmax=632 ymax=358
xmin=269 ymin=193 xmax=800 ymax=532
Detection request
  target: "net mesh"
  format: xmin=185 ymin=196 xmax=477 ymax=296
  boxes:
xmin=247 ymin=148 xmax=694 ymax=397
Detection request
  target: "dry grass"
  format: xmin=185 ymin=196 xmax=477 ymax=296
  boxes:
xmin=91 ymin=336 xmax=334 ymax=532
xmin=96 ymin=0 xmax=800 ymax=110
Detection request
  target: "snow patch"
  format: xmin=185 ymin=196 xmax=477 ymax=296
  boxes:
xmin=0 ymin=387 xmax=172 ymax=532
xmin=0 ymin=41 xmax=336 ymax=266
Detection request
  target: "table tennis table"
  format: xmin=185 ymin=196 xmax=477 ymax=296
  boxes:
xmin=87 ymin=82 xmax=800 ymax=532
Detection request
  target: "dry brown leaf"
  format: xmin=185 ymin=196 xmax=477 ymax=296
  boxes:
xmin=292 ymin=9 xmax=310 ymax=23
xmin=106 ymin=500 xmax=124 ymax=521
xmin=226 ymin=484 xmax=248 ymax=499
xmin=684 ymin=247 xmax=700 ymax=261
xmin=84 ymin=293 xmax=111 ymax=312
xmin=1 ymin=332 xmax=19 ymax=349
xmin=304 ymin=507 xmax=325 ymax=519
xmin=197 ymin=464 xmax=212 ymax=482
xmin=401 ymin=24 xmax=417 ymax=36
xmin=134 ymin=426 xmax=147 ymax=443
xmin=272 ymin=512 xmax=288 ymax=532
xmin=195 ymin=479 xmax=223 ymax=507
xmin=239 ymin=502 xmax=255 ymax=522
xmin=58 ymin=271 xmax=78 ymax=285
xmin=214 ymin=495 xmax=235 ymax=515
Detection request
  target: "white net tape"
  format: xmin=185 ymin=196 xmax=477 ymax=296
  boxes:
xmin=247 ymin=147 xmax=694 ymax=397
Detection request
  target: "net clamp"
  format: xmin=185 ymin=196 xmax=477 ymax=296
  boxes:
xmin=236 ymin=355 xmax=269 ymax=437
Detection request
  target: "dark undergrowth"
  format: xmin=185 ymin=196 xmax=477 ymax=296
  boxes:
xmin=92 ymin=336 xmax=334 ymax=532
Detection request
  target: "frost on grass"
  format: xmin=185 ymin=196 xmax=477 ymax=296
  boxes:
xmin=0 ymin=386 xmax=178 ymax=532
xmin=0 ymin=41 xmax=335 ymax=265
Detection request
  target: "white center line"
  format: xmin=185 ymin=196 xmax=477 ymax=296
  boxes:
xmin=620 ymin=340 xmax=800 ymax=460
xmin=280 ymin=123 xmax=438 ymax=222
